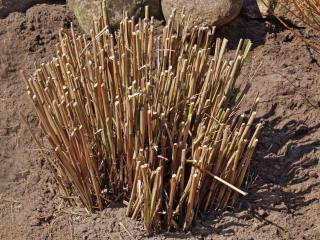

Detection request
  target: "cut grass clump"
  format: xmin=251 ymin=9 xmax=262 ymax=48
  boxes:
xmin=22 ymin=5 xmax=261 ymax=234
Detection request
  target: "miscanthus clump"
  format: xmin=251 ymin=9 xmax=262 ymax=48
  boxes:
xmin=22 ymin=5 xmax=261 ymax=234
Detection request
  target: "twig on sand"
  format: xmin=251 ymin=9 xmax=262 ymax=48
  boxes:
xmin=119 ymin=222 xmax=135 ymax=240
xmin=0 ymin=194 xmax=21 ymax=204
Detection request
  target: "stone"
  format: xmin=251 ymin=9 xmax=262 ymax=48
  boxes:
xmin=308 ymin=170 xmax=319 ymax=178
xmin=257 ymin=208 xmax=269 ymax=218
xmin=67 ymin=0 xmax=162 ymax=34
xmin=161 ymin=0 xmax=244 ymax=28
xmin=0 ymin=0 xmax=44 ymax=18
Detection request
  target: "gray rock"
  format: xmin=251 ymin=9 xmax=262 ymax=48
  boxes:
xmin=67 ymin=0 xmax=133 ymax=34
xmin=161 ymin=0 xmax=244 ymax=28
xmin=67 ymin=0 xmax=162 ymax=34
xmin=0 ymin=0 xmax=44 ymax=18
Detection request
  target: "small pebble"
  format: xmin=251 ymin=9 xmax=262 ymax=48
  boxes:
xmin=308 ymin=171 xmax=319 ymax=178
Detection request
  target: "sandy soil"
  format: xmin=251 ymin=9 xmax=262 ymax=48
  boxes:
xmin=0 ymin=2 xmax=319 ymax=240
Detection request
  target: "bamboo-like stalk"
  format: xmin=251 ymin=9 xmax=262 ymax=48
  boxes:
xmin=22 ymin=5 xmax=262 ymax=234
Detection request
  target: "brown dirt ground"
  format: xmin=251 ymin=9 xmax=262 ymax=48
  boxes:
xmin=0 ymin=3 xmax=319 ymax=240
